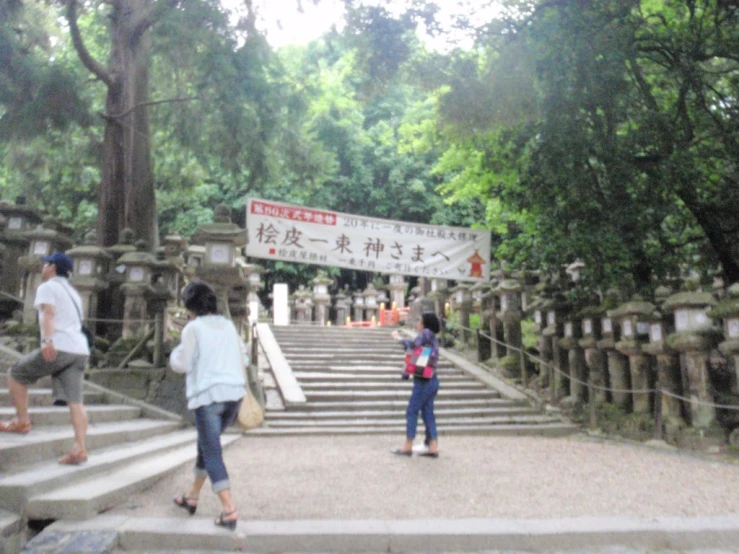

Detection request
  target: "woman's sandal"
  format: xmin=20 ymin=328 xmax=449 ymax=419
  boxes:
xmin=173 ymin=494 xmax=198 ymax=515
xmin=215 ymin=509 xmax=238 ymax=531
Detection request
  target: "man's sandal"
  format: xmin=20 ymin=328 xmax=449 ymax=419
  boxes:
xmin=214 ymin=510 xmax=238 ymax=530
xmin=173 ymin=494 xmax=198 ymax=515
xmin=0 ymin=419 xmax=31 ymax=434
xmin=58 ymin=451 xmax=88 ymax=465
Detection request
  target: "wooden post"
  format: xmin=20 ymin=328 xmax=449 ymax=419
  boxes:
xmin=520 ymin=347 xmax=528 ymax=389
xmin=653 ymin=388 xmax=663 ymax=440
xmin=152 ymin=312 xmax=163 ymax=367
xmin=588 ymin=380 xmax=597 ymax=429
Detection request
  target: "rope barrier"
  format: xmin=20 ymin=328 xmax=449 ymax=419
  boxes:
xmin=86 ymin=317 xmax=156 ymax=324
xmin=445 ymin=322 xmax=739 ymax=412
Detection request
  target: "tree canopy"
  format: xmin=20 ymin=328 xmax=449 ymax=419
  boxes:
xmin=0 ymin=0 xmax=737 ymax=295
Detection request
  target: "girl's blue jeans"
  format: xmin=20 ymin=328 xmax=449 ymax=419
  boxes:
xmin=406 ymin=375 xmax=439 ymax=441
xmin=194 ymin=400 xmax=241 ymax=493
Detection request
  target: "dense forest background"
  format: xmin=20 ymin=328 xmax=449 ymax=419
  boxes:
xmin=0 ymin=0 xmax=737 ymax=297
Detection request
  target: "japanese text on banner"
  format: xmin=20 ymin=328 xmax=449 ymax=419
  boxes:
xmin=246 ymin=198 xmax=490 ymax=282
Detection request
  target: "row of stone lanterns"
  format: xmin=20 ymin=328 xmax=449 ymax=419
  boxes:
xmin=0 ymin=198 xmax=266 ymax=348
xmin=289 ymin=277 xmax=407 ymax=326
xmin=524 ymin=282 xmax=730 ymax=432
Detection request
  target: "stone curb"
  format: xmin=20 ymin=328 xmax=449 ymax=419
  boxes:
xmin=37 ymin=514 xmax=739 ymax=553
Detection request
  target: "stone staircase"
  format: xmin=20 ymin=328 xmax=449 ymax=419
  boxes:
xmin=254 ymin=325 xmax=576 ymax=437
xmin=0 ymin=362 xmax=239 ymax=553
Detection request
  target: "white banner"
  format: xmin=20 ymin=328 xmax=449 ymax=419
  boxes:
xmin=245 ymin=198 xmax=491 ymax=282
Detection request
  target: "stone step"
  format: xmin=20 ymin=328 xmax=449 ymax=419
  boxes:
xmin=0 ymin=508 xmax=24 ymax=554
xmin=0 ymin=430 xmax=199 ymax=512
xmin=273 ymin=398 xmax=517 ymax=412
xmin=292 ymin=372 xmax=473 ymax=382
xmin=0 ymin=419 xmax=184 ymax=471
xmin=266 ymin=405 xmax=539 ymax=420
xmin=0 ymin=405 xmax=142 ymax=426
xmin=298 ymin=381 xmax=484 ymax=391
xmin=271 ymin=327 xmax=391 ymax=335
xmin=25 ymin=435 xmax=241 ymax=520
xmin=303 ymin=389 xmax=500 ymax=402
xmin=264 ymin=414 xmax=557 ymax=428
xmin=282 ymin=354 xmax=411 ymax=363
xmin=248 ymin=422 xmax=579 ymax=437
xmin=0 ymin=388 xmax=105 ymax=407
xmin=289 ymin=363 xmax=458 ymax=372
xmin=31 ymin=513 xmax=739 ymax=554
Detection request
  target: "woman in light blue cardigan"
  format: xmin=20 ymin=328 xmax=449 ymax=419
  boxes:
xmin=169 ymin=280 xmax=246 ymax=530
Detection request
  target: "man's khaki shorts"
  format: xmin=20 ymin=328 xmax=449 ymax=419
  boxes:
xmin=10 ymin=349 xmax=88 ymax=404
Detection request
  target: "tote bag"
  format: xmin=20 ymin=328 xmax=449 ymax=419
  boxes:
xmin=237 ymin=388 xmax=264 ymax=430
xmin=404 ymin=346 xmax=434 ymax=379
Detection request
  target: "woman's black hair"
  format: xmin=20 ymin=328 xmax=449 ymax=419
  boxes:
xmin=421 ymin=312 xmax=441 ymax=334
xmin=182 ymin=280 xmax=218 ymax=316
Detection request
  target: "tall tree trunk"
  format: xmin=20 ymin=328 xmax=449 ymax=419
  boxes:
xmin=68 ymin=0 xmax=169 ymax=249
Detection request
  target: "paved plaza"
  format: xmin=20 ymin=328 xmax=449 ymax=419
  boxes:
xmin=111 ymin=433 xmax=739 ymax=522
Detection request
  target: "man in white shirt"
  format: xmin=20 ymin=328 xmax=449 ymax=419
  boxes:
xmin=0 ymin=252 xmax=90 ymax=465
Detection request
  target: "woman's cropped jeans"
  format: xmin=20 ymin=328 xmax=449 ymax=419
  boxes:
xmin=194 ymin=400 xmax=241 ymax=493
xmin=406 ymin=375 xmax=439 ymax=441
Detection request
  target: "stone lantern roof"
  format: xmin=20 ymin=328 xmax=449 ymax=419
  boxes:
xmin=495 ymin=278 xmax=522 ymax=294
xmin=663 ymin=289 xmax=717 ymax=313
xmin=67 ymin=230 xmax=112 ymax=259
xmin=118 ymin=240 xmax=156 ymax=267
xmin=191 ymin=204 xmax=247 ymax=246
xmin=312 ymin=270 xmax=333 ymax=287
xmin=607 ymin=295 xmax=655 ymax=321
xmin=0 ymin=198 xmax=43 ymax=231
xmin=23 ymin=217 xmax=73 ymax=249
xmin=107 ymin=228 xmax=137 ymax=259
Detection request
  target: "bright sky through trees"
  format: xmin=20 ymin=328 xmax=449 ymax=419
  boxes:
xmin=222 ymin=0 xmax=502 ymax=49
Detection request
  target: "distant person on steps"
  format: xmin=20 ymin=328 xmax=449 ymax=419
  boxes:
xmin=391 ymin=312 xmax=441 ymax=458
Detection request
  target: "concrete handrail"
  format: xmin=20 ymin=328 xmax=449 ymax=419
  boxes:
xmin=256 ymin=323 xmax=307 ymax=406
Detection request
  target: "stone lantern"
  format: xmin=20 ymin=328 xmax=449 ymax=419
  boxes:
xmin=293 ymin=285 xmax=312 ymax=323
xmin=595 ymin=288 xmax=629 ymax=409
xmin=559 ymin=311 xmax=587 ymax=402
xmin=664 ymin=287 xmax=719 ymax=428
xmin=67 ymin=231 xmax=112 ymax=334
xmin=0 ymin=197 xmax=43 ymax=301
xmin=242 ymin=262 xmax=265 ymax=324
xmin=714 ymin=283 xmax=739 ymax=396
xmin=352 ymin=289 xmax=365 ymax=322
xmin=542 ymin=293 xmax=571 ymax=400
xmin=637 ymin=285 xmax=682 ymax=430
xmin=526 ymin=291 xmax=553 ymax=388
xmin=117 ymin=240 xmax=157 ymax=338
xmin=152 ymin=247 xmax=181 ymax=307
xmin=578 ymin=306 xmax=607 ymax=404
xmin=334 ymin=287 xmax=351 ymax=325
xmin=495 ymin=278 xmax=524 ymax=378
xmin=362 ymin=282 xmax=380 ymax=324
xmin=162 ymin=234 xmax=188 ymax=267
xmin=470 ymin=280 xmax=488 ymax=316
xmin=428 ymin=278 xmax=448 ymax=318
xmin=312 ymin=269 xmax=333 ymax=326
xmin=187 ymin=204 xmax=248 ymax=319
xmin=103 ymin=228 xmax=137 ymax=327
xmin=387 ymin=274 xmax=407 ymax=310
xmin=611 ymin=296 xmax=656 ymax=414
xmin=451 ymin=283 xmax=473 ymax=343
xmin=18 ymin=217 xmax=73 ymax=324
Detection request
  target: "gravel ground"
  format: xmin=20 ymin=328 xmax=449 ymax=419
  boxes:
xmin=110 ymin=433 xmax=739 ymax=521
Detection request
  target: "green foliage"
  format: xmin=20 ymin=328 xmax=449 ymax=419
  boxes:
xmin=430 ymin=0 xmax=739 ymax=291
